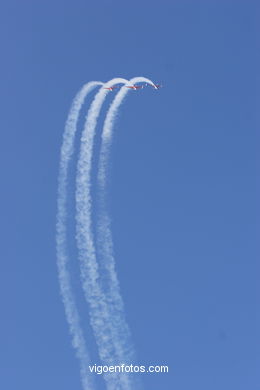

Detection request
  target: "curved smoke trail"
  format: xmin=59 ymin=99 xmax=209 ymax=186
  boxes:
xmin=56 ymin=81 xmax=103 ymax=390
xmin=96 ymin=77 xmax=155 ymax=388
xmin=75 ymin=77 xmax=134 ymax=390
xmin=98 ymin=77 xmax=154 ymax=187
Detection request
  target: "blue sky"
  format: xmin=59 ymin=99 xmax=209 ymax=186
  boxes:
xmin=0 ymin=1 xmax=259 ymax=389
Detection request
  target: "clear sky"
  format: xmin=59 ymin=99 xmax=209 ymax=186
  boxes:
xmin=0 ymin=1 xmax=259 ymax=389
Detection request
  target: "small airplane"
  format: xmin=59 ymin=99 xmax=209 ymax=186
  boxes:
xmin=103 ymin=86 xmax=119 ymax=91
xmin=146 ymin=83 xmax=162 ymax=89
xmin=125 ymin=84 xmax=144 ymax=90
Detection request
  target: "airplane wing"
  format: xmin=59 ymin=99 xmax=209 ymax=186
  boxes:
xmin=125 ymin=85 xmax=143 ymax=89
xmin=104 ymin=86 xmax=118 ymax=90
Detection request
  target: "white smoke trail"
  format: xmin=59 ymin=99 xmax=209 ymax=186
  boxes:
xmin=56 ymin=81 xmax=103 ymax=390
xmin=98 ymin=77 xmax=154 ymax=188
xmin=96 ymin=77 xmax=155 ymax=389
xmin=75 ymin=78 xmax=134 ymax=390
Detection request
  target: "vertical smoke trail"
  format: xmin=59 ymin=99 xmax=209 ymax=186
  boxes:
xmin=96 ymin=77 xmax=155 ymax=384
xmin=75 ymin=78 xmax=134 ymax=390
xmin=98 ymin=77 xmax=154 ymax=188
xmin=56 ymin=81 xmax=103 ymax=390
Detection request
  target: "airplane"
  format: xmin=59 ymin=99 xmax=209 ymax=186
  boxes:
xmin=103 ymin=86 xmax=119 ymax=91
xmin=125 ymin=84 xmax=144 ymax=90
xmin=146 ymin=83 xmax=162 ymax=89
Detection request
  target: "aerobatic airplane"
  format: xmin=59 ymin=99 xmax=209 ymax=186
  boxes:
xmin=152 ymin=84 xmax=162 ymax=89
xmin=125 ymin=84 xmax=144 ymax=90
xmin=103 ymin=86 xmax=119 ymax=91
xmin=146 ymin=83 xmax=162 ymax=89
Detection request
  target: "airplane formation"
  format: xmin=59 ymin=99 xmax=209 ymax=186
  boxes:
xmin=104 ymin=83 xmax=162 ymax=91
